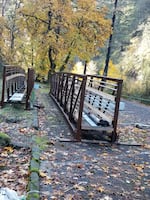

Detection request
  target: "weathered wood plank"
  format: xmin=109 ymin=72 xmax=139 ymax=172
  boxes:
xmin=86 ymin=86 xmax=115 ymax=101
xmin=6 ymin=73 xmax=25 ymax=81
xmin=84 ymin=101 xmax=113 ymax=124
xmin=82 ymin=125 xmax=113 ymax=132
xmin=9 ymin=93 xmax=25 ymax=102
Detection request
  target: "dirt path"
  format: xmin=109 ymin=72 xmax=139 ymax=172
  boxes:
xmin=35 ymin=85 xmax=150 ymax=200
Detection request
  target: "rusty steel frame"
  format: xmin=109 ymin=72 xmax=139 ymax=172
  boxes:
xmin=50 ymin=72 xmax=87 ymax=141
xmin=50 ymin=72 xmax=123 ymax=142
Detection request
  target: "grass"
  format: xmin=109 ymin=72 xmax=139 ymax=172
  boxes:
xmin=0 ymin=103 xmax=34 ymax=122
xmin=0 ymin=78 xmax=36 ymax=124
xmin=0 ymin=132 xmax=11 ymax=146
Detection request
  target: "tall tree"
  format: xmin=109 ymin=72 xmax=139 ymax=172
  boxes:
xmin=18 ymin=0 xmax=111 ymax=78
xmin=0 ymin=0 xmax=23 ymax=63
xmin=103 ymin=0 xmax=118 ymax=76
xmin=1 ymin=0 xmax=7 ymax=16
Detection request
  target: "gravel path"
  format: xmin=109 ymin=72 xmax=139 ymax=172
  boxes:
xmin=35 ymin=85 xmax=150 ymax=200
xmin=0 ymin=84 xmax=149 ymax=199
xmin=119 ymin=99 xmax=150 ymax=125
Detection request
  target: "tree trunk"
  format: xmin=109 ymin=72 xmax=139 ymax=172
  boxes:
xmin=83 ymin=60 xmax=87 ymax=75
xmin=1 ymin=0 xmax=8 ymax=16
xmin=59 ymin=51 xmax=71 ymax=72
xmin=103 ymin=0 xmax=118 ymax=77
xmin=48 ymin=46 xmax=56 ymax=81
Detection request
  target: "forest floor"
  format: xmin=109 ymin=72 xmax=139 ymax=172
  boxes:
xmin=0 ymin=83 xmax=150 ymax=200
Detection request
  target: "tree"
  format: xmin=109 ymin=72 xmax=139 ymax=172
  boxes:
xmin=0 ymin=0 xmax=23 ymax=64
xmin=100 ymin=60 xmax=122 ymax=78
xmin=18 ymin=0 xmax=111 ymax=78
xmin=103 ymin=0 xmax=118 ymax=76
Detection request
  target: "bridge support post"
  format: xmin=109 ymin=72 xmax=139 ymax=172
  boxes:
xmin=75 ymin=75 xmax=87 ymax=141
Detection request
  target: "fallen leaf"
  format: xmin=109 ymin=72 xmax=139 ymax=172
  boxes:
xmin=143 ymin=144 xmax=150 ymax=149
xmin=64 ymin=194 xmax=74 ymax=200
xmin=97 ymin=186 xmax=104 ymax=193
xmin=40 ymin=155 xmax=48 ymax=160
xmin=132 ymin=164 xmax=145 ymax=172
xmin=39 ymin=171 xmax=47 ymax=177
xmin=76 ymin=163 xmax=84 ymax=169
xmin=74 ymin=184 xmax=86 ymax=191
xmin=43 ymin=178 xmax=52 ymax=185
xmin=4 ymin=146 xmax=14 ymax=153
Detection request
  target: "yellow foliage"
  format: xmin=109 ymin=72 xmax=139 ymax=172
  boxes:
xmin=72 ymin=62 xmax=84 ymax=74
xmin=100 ymin=60 xmax=122 ymax=78
xmin=1 ymin=0 xmax=112 ymax=78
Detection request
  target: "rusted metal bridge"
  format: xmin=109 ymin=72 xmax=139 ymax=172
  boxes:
xmin=50 ymin=72 xmax=123 ymax=142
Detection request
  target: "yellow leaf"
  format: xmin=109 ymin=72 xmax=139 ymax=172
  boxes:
xmin=101 ymin=166 xmax=109 ymax=173
xmin=97 ymin=186 xmax=104 ymax=193
xmin=74 ymin=184 xmax=86 ymax=191
xmin=4 ymin=146 xmax=14 ymax=153
xmin=102 ymin=153 xmax=109 ymax=156
xmin=40 ymin=155 xmax=47 ymax=160
xmin=64 ymin=194 xmax=74 ymax=200
xmin=43 ymin=178 xmax=52 ymax=185
xmin=132 ymin=164 xmax=144 ymax=172
xmin=88 ymin=192 xmax=94 ymax=198
xmin=0 ymin=162 xmax=6 ymax=167
xmin=39 ymin=171 xmax=47 ymax=177
xmin=143 ymin=144 xmax=150 ymax=149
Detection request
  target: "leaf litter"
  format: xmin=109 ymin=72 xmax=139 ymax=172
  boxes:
xmin=36 ymin=88 xmax=150 ymax=200
xmin=0 ymin=85 xmax=150 ymax=199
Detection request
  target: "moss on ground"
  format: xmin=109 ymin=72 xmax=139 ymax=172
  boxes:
xmin=0 ymin=132 xmax=11 ymax=146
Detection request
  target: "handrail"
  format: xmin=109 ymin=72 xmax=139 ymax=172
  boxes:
xmin=0 ymin=65 xmax=26 ymax=107
xmin=50 ymin=72 xmax=123 ymax=142
xmin=0 ymin=65 xmax=35 ymax=109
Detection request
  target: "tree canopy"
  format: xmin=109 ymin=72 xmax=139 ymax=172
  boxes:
xmin=1 ymin=0 xmax=111 ymax=79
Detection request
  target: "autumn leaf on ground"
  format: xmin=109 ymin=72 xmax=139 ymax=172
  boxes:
xmin=4 ymin=146 xmax=14 ymax=153
xmin=40 ymin=170 xmax=52 ymax=185
xmin=101 ymin=165 xmax=109 ymax=173
xmin=76 ymin=163 xmax=84 ymax=169
xmin=19 ymin=128 xmax=25 ymax=133
xmin=43 ymin=178 xmax=52 ymax=185
xmin=0 ymin=161 xmax=7 ymax=168
xmin=74 ymin=184 xmax=86 ymax=191
xmin=40 ymin=155 xmax=48 ymax=160
xmin=143 ymin=144 xmax=150 ymax=149
xmin=97 ymin=186 xmax=105 ymax=193
xmin=39 ymin=171 xmax=47 ymax=177
xmin=131 ymin=163 xmax=145 ymax=172
xmin=64 ymin=194 xmax=74 ymax=200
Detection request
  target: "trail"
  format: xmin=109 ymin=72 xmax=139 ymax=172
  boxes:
xmin=35 ymin=84 xmax=150 ymax=200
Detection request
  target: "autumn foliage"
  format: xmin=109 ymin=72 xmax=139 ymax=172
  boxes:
xmin=0 ymin=0 xmax=111 ymax=79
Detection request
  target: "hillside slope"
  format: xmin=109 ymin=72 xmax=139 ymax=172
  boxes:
xmin=109 ymin=0 xmax=150 ymax=96
xmin=119 ymin=17 xmax=150 ymax=80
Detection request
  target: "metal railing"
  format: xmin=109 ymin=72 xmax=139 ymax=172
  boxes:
xmin=0 ymin=65 xmax=35 ymax=109
xmin=50 ymin=72 xmax=123 ymax=142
